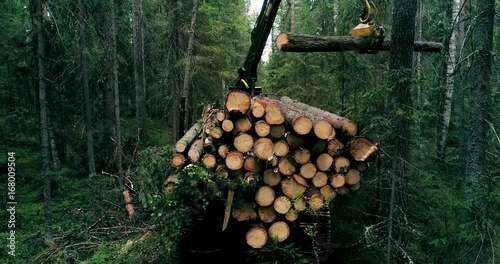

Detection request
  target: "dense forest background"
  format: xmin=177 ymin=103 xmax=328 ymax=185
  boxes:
xmin=0 ymin=0 xmax=499 ymax=263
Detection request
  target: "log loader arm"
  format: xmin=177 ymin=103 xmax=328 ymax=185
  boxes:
xmin=229 ymin=0 xmax=282 ymax=96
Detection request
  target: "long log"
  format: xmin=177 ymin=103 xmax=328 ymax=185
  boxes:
xmin=276 ymin=32 xmax=444 ymax=53
xmin=174 ymin=120 xmax=203 ymax=153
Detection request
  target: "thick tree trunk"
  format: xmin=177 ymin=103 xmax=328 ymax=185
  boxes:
xmin=131 ymin=0 xmax=147 ymax=138
xmin=275 ymin=33 xmax=444 ymax=53
xmin=35 ymin=0 xmax=53 ymax=244
xmin=180 ymin=0 xmax=200 ymax=133
xmin=438 ymin=0 xmax=460 ymax=161
xmin=465 ymin=0 xmax=494 ymax=196
xmin=79 ymin=0 xmax=96 ymax=175
xmin=384 ymin=0 xmax=418 ymax=262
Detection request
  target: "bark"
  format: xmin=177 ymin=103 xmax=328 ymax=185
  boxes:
xmin=349 ymin=137 xmax=379 ymax=162
xmin=170 ymin=0 xmax=182 ymax=142
xmin=131 ymin=0 xmax=147 ymax=136
xmin=48 ymin=117 xmax=60 ymax=171
xmin=180 ymin=0 xmax=200 ymax=131
xmin=438 ymin=0 xmax=460 ymax=161
xmin=275 ymin=33 xmax=444 ymax=53
xmin=79 ymin=0 xmax=96 ymax=175
xmin=36 ymin=0 xmax=53 ymax=243
xmin=187 ymin=139 xmax=204 ymax=162
xmin=174 ymin=120 xmax=203 ymax=152
xmin=384 ymin=0 xmax=418 ymax=261
xmin=465 ymin=0 xmax=494 ymax=196
xmin=288 ymin=0 xmax=296 ymax=32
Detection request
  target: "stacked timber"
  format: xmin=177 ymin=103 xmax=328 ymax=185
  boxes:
xmin=169 ymin=92 xmax=378 ymax=249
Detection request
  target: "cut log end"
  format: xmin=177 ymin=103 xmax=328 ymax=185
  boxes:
xmin=350 ymin=137 xmax=378 ymax=162
xmin=258 ymin=206 xmax=277 ymax=223
xmin=273 ymin=196 xmax=292 ymax=214
xmin=255 ymin=186 xmax=276 ymax=207
xmin=254 ymin=138 xmax=274 ymax=160
xmin=263 ymin=168 xmax=281 ymax=187
xmin=225 ymin=90 xmax=251 ymax=115
xmin=170 ymin=153 xmax=186 ymax=169
xmin=269 ymin=221 xmax=290 ymax=242
xmin=246 ymin=225 xmax=268 ymax=249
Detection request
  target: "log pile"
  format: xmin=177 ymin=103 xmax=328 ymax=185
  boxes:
xmin=169 ymin=92 xmax=378 ymax=249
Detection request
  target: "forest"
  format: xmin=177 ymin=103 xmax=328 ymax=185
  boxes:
xmin=0 ymin=0 xmax=498 ymax=263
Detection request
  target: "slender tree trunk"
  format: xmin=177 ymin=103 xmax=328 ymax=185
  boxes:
xmin=35 ymin=0 xmax=53 ymax=244
xmin=132 ymin=0 xmax=147 ymax=138
xmin=465 ymin=0 xmax=494 ymax=197
xmin=180 ymin=0 xmax=200 ymax=134
xmin=103 ymin=1 xmax=116 ymax=165
xmin=171 ymin=0 xmax=182 ymax=142
xmin=384 ymin=0 xmax=418 ymax=262
xmin=108 ymin=0 xmax=124 ymax=187
xmin=79 ymin=0 xmax=96 ymax=175
xmin=48 ymin=116 xmax=60 ymax=171
xmin=288 ymin=0 xmax=296 ymax=32
xmin=457 ymin=0 xmax=467 ymax=177
xmin=438 ymin=0 xmax=460 ymax=161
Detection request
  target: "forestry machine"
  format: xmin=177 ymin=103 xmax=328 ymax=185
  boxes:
xmin=229 ymin=0 xmax=384 ymax=97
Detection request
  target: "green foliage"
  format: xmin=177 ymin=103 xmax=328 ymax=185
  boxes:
xmin=247 ymin=239 xmax=310 ymax=264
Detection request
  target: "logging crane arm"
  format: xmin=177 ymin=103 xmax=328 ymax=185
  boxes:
xmin=230 ymin=0 xmax=383 ymax=96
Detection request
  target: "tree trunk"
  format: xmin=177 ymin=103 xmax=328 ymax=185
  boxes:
xmin=465 ymin=0 xmax=494 ymax=196
xmin=35 ymin=0 xmax=53 ymax=244
xmin=383 ymin=0 xmax=418 ymax=262
xmin=131 ymin=0 xmax=147 ymax=138
xmin=106 ymin=0 xmax=123 ymax=187
xmin=170 ymin=0 xmax=182 ymax=142
xmin=79 ymin=0 xmax=96 ymax=175
xmin=180 ymin=0 xmax=200 ymax=133
xmin=438 ymin=0 xmax=460 ymax=161
xmin=275 ymin=33 xmax=444 ymax=53
xmin=48 ymin=117 xmax=60 ymax=171
xmin=103 ymin=1 xmax=116 ymax=165
xmin=288 ymin=0 xmax=295 ymax=32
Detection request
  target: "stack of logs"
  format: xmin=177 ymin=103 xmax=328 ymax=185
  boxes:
xmin=169 ymin=91 xmax=378 ymax=249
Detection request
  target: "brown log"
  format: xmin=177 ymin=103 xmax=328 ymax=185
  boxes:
xmin=204 ymin=135 xmax=217 ymax=153
xmin=312 ymin=171 xmax=329 ymax=188
xmin=280 ymin=96 xmax=358 ymax=137
xmin=350 ymin=182 xmax=361 ymax=191
xmin=253 ymin=138 xmax=274 ymax=160
xmin=311 ymin=139 xmax=327 ymax=153
xmin=210 ymin=127 xmax=224 ymax=139
xmin=273 ymin=196 xmax=292 ymax=214
xmin=123 ymin=190 xmax=132 ymax=204
xmin=235 ymin=115 xmax=252 ymax=133
xmin=327 ymin=138 xmax=344 ymax=157
xmin=255 ymin=186 xmax=276 ymax=207
xmin=232 ymin=202 xmax=258 ymax=222
xmin=345 ymin=169 xmax=361 ymax=185
xmin=244 ymin=155 xmax=262 ymax=173
xmin=285 ymin=132 xmax=304 ymax=148
xmin=226 ymin=90 xmax=251 ymax=115
xmin=278 ymin=156 xmax=297 ymax=176
xmin=333 ymin=156 xmax=351 ymax=173
xmin=285 ymin=209 xmax=299 ymax=222
xmin=187 ymin=139 xmax=204 ymax=162
xmin=270 ymin=124 xmax=286 ymax=139
xmin=170 ymin=153 xmax=186 ymax=169
xmin=293 ymin=197 xmax=307 ymax=212
xmin=202 ymin=154 xmax=217 ymax=169
xmin=174 ymin=120 xmax=203 ymax=153
xmin=269 ymin=221 xmax=290 ymax=242
xmin=126 ymin=203 xmax=135 ymax=222
xmin=258 ymin=206 xmax=277 ymax=223
xmin=263 ymin=103 xmax=285 ymax=125
xmin=316 ymin=153 xmax=334 ymax=172
xmin=268 ymin=155 xmax=279 ymax=167
xmin=234 ymin=133 xmax=254 ymax=153
xmin=215 ymin=164 xmax=229 ymax=179
xmin=263 ymin=168 xmax=281 ymax=187
xmin=293 ymin=174 xmax=309 ymax=187
xmin=251 ymin=100 xmax=265 ymax=118
xmin=330 ymin=173 xmax=346 ymax=188
xmin=357 ymin=162 xmax=368 ymax=172
xmin=305 ymin=186 xmax=321 ymax=197
xmin=314 ymin=119 xmax=335 ymax=140
xmin=221 ymin=119 xmax=234 ymax=132
xmin=245 ymin=172 xmax=255 ymax=185
xmin=309 ymin=193 xmax=325 ymax=211
xmin=349 ymin=137 xmax=378 ymax=162
xmin=275 ymin=32 xmax=444 ymax=53
xmin=271 ymin=99 xmax=313 ymax=135
xmin=254 ymin=120 xmax=271 ymax=137
xmin=246 ymin=224 xmax=268 ymax=249
xmin=273 ymin=140 xmax=289 ymax=157
xmin=218 ymin=144 xmax=230 ymax=158
xmin=300 ymin=162 xmax=317 ymax=179
xmin=225 ymin=151 xmax=244 ymax=170
xmin=320 ymin=184 xmax=337 ymax=202
xmin=281 ymin=176 xmax=307 ymax=199
xmin=294 ymin=148 xmax=311 ymax=164
xmin=216 ymin=110 xmax=226 ymax=122
xmin=163 ymin=174 xmax=177 ymax=194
